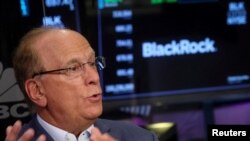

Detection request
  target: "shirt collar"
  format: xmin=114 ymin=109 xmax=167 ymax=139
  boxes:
xmin=37 ymin=114 xmax=93 ymax=141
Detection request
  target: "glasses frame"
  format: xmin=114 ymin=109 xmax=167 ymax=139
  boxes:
xmin=32 ymin=56 xmax=105 ymax=78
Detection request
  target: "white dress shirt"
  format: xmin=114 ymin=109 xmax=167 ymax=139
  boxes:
xmin=37 ymin=115 xmax=93 ymax=141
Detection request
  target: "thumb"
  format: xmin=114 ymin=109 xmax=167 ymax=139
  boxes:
xmin=91 ymin=127 xmax=102 ymax=138
xmin=90 ymin=127 xmax=103 ymax=140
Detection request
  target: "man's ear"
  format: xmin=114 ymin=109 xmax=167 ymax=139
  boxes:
xmin=25 ymin=79 xmax=47 ymax=107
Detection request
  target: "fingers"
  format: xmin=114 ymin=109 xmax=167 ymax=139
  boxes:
xmin=17 ymin=129 xmax=46 ymax=141
xmin=6 ymin=126 xmax=13 ymax=135
xmin=5 ymin=120 xmax=22 ymax=141
xmin=91 ymin=127 xmax=102 ymax=137
xmin=36 ymin=134 xmax=46 ymax=141
xmin=17 ymin=128 xmax=35 ymax=141
xmin=5 ymin=120 xmax=46 ymax=141
xmin=90 ymin=127 xmax=118 ymax=141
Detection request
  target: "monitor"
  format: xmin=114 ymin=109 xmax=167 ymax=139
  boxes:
xmin=83 ymin=0 xmax=250 ymax=111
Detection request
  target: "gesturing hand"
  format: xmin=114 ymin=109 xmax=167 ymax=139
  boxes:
xmin=5 ymin=120 xmax=46 ymax=141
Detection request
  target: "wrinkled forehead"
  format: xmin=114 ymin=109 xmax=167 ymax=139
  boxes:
xmin=34 ymin=29 xmax=95 ymax=67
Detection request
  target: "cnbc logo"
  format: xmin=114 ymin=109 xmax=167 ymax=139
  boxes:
xmin=0 ymin=62 xmax=30 ymax=119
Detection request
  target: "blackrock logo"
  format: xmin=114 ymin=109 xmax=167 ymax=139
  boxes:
xmin=142 ymin=37 xmax=218 ymax=58
xmin=0 ymin=62 xmax=30 ymax=119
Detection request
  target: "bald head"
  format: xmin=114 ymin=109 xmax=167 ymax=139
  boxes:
xmin=12 ymin=27 xmax=93 ymax=105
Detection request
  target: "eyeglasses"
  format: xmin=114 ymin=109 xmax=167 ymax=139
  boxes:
xmin=32 ymin=56 xmax=106 ymax=78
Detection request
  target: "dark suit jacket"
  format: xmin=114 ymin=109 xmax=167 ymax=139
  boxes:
xmin=18 ymin=115 xmax=159 ymax=141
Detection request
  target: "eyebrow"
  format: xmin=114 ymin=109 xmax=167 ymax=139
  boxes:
xmin=64 ymin=52 xmax=96 ymax=67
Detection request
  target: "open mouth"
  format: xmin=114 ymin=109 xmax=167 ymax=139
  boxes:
xmin=87 ymin=94 xmax=102 ymax=102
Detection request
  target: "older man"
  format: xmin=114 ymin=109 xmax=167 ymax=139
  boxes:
xmin=5 ymin=27 xmax=159 ymax=141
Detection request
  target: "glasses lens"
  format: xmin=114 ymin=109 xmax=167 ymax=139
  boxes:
xmin=96 ymin=56 xmax=105 ymax=70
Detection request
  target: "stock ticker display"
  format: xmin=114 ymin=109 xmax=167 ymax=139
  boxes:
xmin=96 ymin=0 xmax=250 ymax=100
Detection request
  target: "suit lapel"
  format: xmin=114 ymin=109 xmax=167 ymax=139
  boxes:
xmin=94 ymin=118 xmax=111 ymax=133
xmin=30 ymin=116 xmax=54 ymax=141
